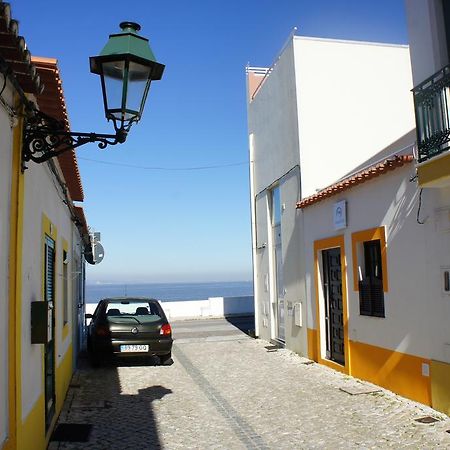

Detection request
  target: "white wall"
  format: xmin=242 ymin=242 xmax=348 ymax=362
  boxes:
xmin=405 ymin=0 xmax=449 ymax=85
xmin=85 ymin=296 xmax=254 ymax=321
xmin=20 ymin=161 xmax=75 ymax=420
xmin=303 ymin=162 xmax=450 ymax=362
xmin=248 ymin=40 xmax=306 ymax=352
xmin=294 ymin=37 xmax=416 ymax=198
xmin=0 ymin=81 xmax=14 ymax=447
xmin=248 ymin=40 xmax=300 ymax=195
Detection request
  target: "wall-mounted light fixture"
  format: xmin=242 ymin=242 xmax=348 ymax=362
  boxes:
xmin=22 ymin=21 xmax=164 ymax=166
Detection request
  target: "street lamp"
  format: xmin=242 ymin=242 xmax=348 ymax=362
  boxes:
xmin=22 ymin=21 xmax=164 ymax=166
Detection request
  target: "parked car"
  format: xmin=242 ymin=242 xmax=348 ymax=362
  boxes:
xmin=86 ymin=297 xmax=173 ymax=366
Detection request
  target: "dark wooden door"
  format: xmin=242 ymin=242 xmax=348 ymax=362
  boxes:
xmin=322 ymin=248 xmax=345 ymax=365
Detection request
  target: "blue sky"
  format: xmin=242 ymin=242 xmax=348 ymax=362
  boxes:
xmin=13 ymin=1 xmax=408 ymax=284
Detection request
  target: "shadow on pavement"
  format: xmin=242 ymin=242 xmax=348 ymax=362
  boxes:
xmin=51 ymin=356 xmax=173 ymax=449
xmin=225 ymin=315 xmax=255 ymax=337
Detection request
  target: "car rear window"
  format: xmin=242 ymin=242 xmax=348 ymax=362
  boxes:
xmin=106 ymin=301 xmax=162 ymax=320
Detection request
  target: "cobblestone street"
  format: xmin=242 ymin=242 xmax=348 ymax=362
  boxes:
xmin=48 ymin=318 xmax=450 ymax=449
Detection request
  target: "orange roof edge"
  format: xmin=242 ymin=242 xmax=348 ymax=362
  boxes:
xmin=31 ymin=56 xmax=58 ymax=65
xmin=32 ymin=57 xmax=84 ymax=202
xmin=296 ymin=154 xmax=414 ymax=209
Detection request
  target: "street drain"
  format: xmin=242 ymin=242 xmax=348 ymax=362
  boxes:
xmin=50 ymin=423 xmax=92 ymax=442
xmin=415 ymin=416 xmax=439 ymax=424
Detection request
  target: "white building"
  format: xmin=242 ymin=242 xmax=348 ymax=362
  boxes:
xmin=404 ymin=0 xmax=450 ymax=413
xmin=247 ymin=35 xmax=415 ymax=355
xmin=0 ymin=5 xmax=93 ymax=448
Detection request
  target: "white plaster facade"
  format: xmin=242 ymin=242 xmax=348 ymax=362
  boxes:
xmin=0 ymin=75 xmax=14 ymax=450
xmin=20 ymin=161 xmax=77 ymax=419
xmin=303 ymin=156 xmax=434 ymax=358
xmin=406 ymin=0 xmax=449 ymax=86
xmin=247 ymin=35 xmax=415 ymax=354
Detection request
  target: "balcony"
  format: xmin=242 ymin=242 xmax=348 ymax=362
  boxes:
xmin=413 ymin=65 xmax=450 ymax=187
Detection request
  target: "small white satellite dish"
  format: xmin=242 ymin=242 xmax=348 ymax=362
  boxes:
xmin=93 ymin=242 xmax=105 ymax=264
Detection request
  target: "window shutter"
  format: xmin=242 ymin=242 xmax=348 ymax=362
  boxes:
xmin=45 ymin=236 xmax=55 ymax=302
xmin=359 ymin=277 xmax=385 ymax=317
xmin=370 ymin=276 xmax=385 ymax=317
xmin=359 ymin=279 xmax=372 ymax=315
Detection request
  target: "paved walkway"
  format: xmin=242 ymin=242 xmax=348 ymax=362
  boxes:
xmin=49 ymin=318 xmax=450 ymax=449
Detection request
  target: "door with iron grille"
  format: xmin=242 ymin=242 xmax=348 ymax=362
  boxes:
xmin=322 ymin=248 xmax=345 ymax=365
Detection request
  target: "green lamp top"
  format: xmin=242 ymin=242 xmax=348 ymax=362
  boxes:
xmin=90 ymin=21 xmax=165 ymax=80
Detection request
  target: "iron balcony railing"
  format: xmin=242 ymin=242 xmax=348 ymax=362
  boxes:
xmin=413 ymin=64 xmax=450 ymax=163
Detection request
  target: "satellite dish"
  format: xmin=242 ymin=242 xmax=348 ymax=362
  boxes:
xmin=93 ymin=242 xmax=105 ymax=264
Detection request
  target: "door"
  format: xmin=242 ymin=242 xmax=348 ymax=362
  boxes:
xmin=322 ymin=248 xmax=345 ymax=365
xmin=44 ymin=236 xmax=56 ymax=428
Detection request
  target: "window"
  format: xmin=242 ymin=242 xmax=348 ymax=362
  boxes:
xmin=352 ymin=227 xmax=388 ymax=318
xmin=44 ymin=236 xmax=55 ymax=303
xmin=358 ymin=240 xmax=385 ymax=317
xmin=63 ymin=249 xmax=68 ymax=325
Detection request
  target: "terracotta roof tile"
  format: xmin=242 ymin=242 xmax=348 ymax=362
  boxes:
xmin=296 ymin=155 xmax=414 ymax=209
xmin=0 ymin=2 xmax=42 ymax=94
xmin=32 ymin=57 xmax=84 ymax=202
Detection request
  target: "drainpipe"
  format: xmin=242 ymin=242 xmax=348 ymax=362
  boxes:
xmin=248 ymin=133 xmax=260 ymax=337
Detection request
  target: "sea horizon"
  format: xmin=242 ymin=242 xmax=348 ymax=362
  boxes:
xmin=85 ymin=280 xmax=254 ymax=304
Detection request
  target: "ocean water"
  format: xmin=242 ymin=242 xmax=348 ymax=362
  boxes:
xmin=85 ymin=281 xmax=254 ymax=303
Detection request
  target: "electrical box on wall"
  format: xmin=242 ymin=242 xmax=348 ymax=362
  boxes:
xmin=294 ymin=302 xmax=302 ymax=327
xmin=442 ymin=267 xmax=450 ymax=295
xmin=31 ymin=301 xmax=53 ymax=344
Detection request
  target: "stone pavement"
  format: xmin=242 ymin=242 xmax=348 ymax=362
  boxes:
xmin=48 ymin=318 xmax=450 ymax=449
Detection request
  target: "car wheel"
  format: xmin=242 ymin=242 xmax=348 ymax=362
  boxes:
xmin=160 ymin=352 xmax=173 ymax=366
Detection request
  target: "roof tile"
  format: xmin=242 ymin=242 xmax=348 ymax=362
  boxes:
xmin=296 ymin=155 xmax=414 ymax=209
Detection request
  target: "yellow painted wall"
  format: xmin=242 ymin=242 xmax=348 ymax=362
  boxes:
xmin=15 ymin=343 xmax=73 ymax=450
xmin=430 ymin=360 xmax=450 ymax=415
xmin=307 ymin=328 xmax=318 ymax=362
xmin=55 ymin=344 xmax=73 ymax=413
xmin=350 ymin=340 xmax=431 ymax=405
xmin=417 ymin=152 xmax=450 ymax=188
xmin=17 ymin=395 xmax=45 ymax=450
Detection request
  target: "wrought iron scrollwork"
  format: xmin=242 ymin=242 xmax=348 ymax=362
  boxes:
xmin=22 ymin=108 xmax=127 ymax=168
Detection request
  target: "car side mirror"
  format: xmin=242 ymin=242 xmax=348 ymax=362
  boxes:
xmin=85 ymin=313 xmax=93 ymax=319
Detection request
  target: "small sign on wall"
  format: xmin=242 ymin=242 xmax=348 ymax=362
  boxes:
xmin=333 ymin=200 xmax=347 ymax=230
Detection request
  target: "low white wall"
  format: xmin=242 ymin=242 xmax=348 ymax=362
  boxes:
xmin=85 ymin=296 xmax=255 ymax=321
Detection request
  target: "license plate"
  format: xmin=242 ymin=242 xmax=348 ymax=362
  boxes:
xmin=120 ymin=344 xmax=149 ymax=353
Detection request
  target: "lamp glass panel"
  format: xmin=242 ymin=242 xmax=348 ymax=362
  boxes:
xmin=102 ymin=60 xmax=126 ymax=119
xmin=125 ymin=61 xmax=152 ymax=116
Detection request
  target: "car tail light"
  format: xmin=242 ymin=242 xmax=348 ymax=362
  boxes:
xmin=160 ymin=323 xmax=171 ymax=336
xmin=95 ymin=326 xmax=109 ymax=337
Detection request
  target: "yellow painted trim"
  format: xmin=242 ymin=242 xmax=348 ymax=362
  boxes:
xmin=351 ymin=226 xmax=388 ymax=292
xmin=55 ymin=343 xmax=73 ymax=412
xmin=417 ymin=151 xmax=450 ymax=188
xmin=15 ymin=328 xmax=73 ymax=450
xmin=430 ymin=360 xmax=450 ymax=415
xmin=313 ymin=235 xmax=350 ymax=374
xmin=4 ymin=109 xmax=25 ymax=450
xmin=350 ymin=340 xmax=431 ymax=406
xmin=16 ymin=393 xmax=45 ymax=450
xmin=307 ymin=328 xmax=318 ymax=362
